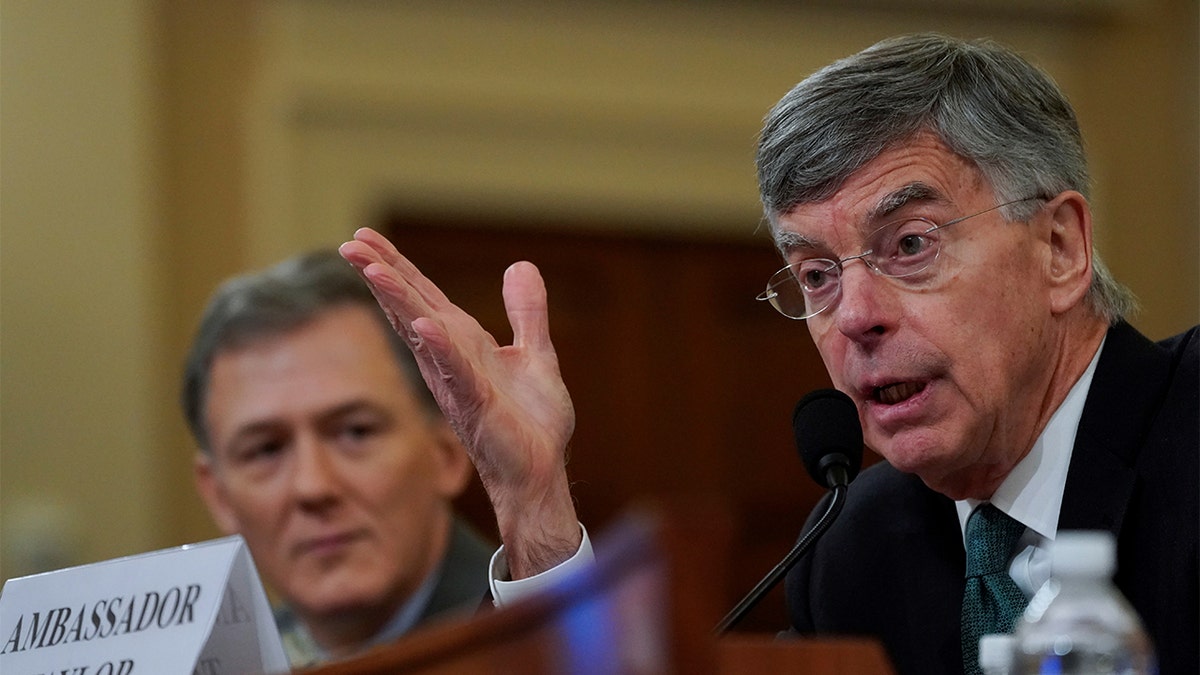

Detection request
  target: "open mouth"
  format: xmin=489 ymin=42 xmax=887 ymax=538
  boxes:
xmin=873 ymin=381 xmax=926 ymax=405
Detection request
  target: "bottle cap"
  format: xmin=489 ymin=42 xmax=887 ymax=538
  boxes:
xmin=1052 ymin=530 xmax=1115 ymax=578
xmin=979 ymin=633 xmax=1016 ymax=673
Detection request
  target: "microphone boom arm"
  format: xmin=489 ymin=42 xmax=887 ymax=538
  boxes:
xmin=712 ymin=483 xmax=847 ymax=635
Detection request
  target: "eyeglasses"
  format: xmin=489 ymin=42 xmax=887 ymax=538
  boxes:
xmin=756 ymin=197 xmax=1043 ymax=320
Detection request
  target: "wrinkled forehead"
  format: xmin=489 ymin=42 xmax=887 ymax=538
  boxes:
xmin=771 ymin=181 xmax=952 ymax=257
xmin=767 ymin=139 xmax=992 ymax=256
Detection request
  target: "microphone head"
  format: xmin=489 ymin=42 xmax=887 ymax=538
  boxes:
xmin=793 ymin=388 xmax=864 ymax=489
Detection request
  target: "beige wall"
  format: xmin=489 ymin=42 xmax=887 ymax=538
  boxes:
xmin=2 ymin=0 xmax=1197 ymax=578
xmin=1 ymin=0 xmax=165 ymax=577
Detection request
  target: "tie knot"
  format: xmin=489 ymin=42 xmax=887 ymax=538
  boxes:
xmin=965 ymin=504 xmax=1025 ymax=577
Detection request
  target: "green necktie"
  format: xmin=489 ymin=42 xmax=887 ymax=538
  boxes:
xmin=961 ymin=503 xmax=1029 ymax=675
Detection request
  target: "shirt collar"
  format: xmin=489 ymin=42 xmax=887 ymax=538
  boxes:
xmin=366 ymin=559 xmax=443 ymax=649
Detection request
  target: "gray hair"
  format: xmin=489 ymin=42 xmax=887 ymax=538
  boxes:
xmin=756 ymin=33 xmax=1136 ymax=323
xmin=181 ymin=249 xmax=439 ymax=454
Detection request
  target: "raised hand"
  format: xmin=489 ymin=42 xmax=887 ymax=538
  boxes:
xmin=339 ymin=227 xmax=581 ymax=578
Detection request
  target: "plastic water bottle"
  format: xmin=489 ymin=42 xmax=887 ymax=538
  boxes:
xmin=1012 ymin=530 xmax=1157 ymax=674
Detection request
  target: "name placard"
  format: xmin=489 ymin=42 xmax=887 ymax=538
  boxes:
xmin=0 ymin=535 xmax=289 ymax=675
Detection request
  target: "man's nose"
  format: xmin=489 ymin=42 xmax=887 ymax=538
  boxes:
xmin=290 ymin=435 xmax=340 ymax=503
xmin=832 ymin=261 xmax=896 ymax=342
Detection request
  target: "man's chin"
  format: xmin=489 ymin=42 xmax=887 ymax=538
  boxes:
xmin=288 ymin=576 xmax=383 ymax=616
xmin=875 ymin=439 xmax=956 ymax=486
xmin=294 ymin=596 xmax=382 ymax=627
xmin=886 ymin=452 xmax=994 ymax=501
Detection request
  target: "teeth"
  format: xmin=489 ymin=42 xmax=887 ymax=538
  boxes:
xmin=876 ymin=382 xmax=922 ymax=404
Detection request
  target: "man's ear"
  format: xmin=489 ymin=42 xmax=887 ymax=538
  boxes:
xmin=1042 ymin=190 xmax=1094 ymax=314
xmin=429 ymin=420 xmax=475 ymax=499
xmin=193 ymin=453 xmax=240 ymax=535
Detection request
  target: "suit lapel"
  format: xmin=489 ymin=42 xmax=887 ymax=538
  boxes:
xmin=1060 ymin=323 xmax=1167 ymax=534
xmin=892 ymin=472 xmax=966 ymax=673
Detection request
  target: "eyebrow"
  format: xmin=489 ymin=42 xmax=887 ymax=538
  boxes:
xmin=223 ymin=399 xmax=392 ymax=447
xmin=773 ymin=229 xmax=819 ymax=255
xmin=868 ymin=182 xmax=946 ymax=221
xmin=774 ymin=181 xmax=949 ymax=256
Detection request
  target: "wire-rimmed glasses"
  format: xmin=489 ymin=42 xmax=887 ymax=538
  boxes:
xmin=756 ymin=197 xmax=1043 ymax=320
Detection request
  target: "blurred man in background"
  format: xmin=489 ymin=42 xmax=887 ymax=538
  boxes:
xmin=182 ymin=250 xmax=493 ymax=667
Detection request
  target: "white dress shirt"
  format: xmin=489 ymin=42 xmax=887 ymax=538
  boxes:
xmin=488 ymin=525 xmax=595 ymax=606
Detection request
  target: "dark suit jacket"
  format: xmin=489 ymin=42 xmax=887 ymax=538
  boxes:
xmin=418 ymin=517 xmax=496 ymax=624
xmin=784 ymin=322 xmax=1198 ymax=675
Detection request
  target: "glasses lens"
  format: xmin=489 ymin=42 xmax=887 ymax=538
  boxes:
xmin=762 ymin=260 xmax=839 ymax=319
xmin=869 ymin=218 xmax=942 ymax=278
xmin=762 ymin=268 xmax=801 ymax=318
xmin=795 ymin=260 xmax=840 ymax=314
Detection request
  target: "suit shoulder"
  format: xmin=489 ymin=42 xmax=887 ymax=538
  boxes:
xmin=841 ymin=461 xmax=949 ymax=521
xmin=1157 ymin=324 xmax=1199 ymax=355
xmin=1158 ymin=325 xmax=1198 ymax=392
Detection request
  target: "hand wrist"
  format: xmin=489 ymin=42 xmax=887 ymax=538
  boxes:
xmin=491 ymin=471 xmax=581 ymax=579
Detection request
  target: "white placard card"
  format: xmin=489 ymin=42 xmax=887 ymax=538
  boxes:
xmin=0 ymin=535 xmax=289 ymax=675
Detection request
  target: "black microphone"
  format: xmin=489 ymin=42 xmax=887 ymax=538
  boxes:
xmin=713 ymin=388 xmax=863 ymax=634
xmin=794 ymin=388 xmax=863 ymax=490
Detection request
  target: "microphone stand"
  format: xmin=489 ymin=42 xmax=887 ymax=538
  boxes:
xmin=713 ymin=483 xmax=847 ymax=635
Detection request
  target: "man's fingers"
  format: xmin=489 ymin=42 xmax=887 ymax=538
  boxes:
xmin=344 ymin=228 xmax=459 ymax=312
xmin=348 ymin=227 xmax=405 ymax=266
xmin=409 ymin=316 xmax=482 ymax=414
xmin=341 ymin=233 xmax=448 ymax=332
xmin=503 ymin=261 xmax=554 ymax=352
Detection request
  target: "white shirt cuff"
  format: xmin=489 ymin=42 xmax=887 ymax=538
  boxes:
xmin=488 ymin=523 xmax=594 ymax=607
